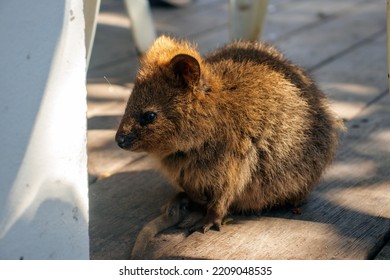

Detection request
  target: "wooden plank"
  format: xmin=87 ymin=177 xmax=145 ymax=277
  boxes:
xmin=87 ymin=83 xmax=131 ymax=119
xmin=87 ymin=7 xmax=139 ymax=84
xmin=314 ymin=34 xmax=387 ymax=120
xmin=88 ymin=0 xmax=390 ymax=260
xmin=264 ymin=0 xmax=370 ymax=42
xmin=87 ymin=130 xmax=147 ymax=183
xmin=89 ymin=156 xmax=175 ymax=259
xmin=154 ymin=2 xmax=229 ymax=39
xmin=89 ymin=95 xmax=390 ymax=259
xmin=274 ymin=0 xmax=386 ymax=70
xmin=151 ymin=0 xmax=226 ymax=25
xmin=89 ymin=0 xmax=366 ymax=81
xmin=375 ymin=241 xmax=390 ymax=260
xmin=142 ymin=94 xmax=390 ymax=260
xmin=88 ymin=0 xmax=384 ymax=83
xmin=187 ymin=0 xmax=385 ymax=61
xmin=87 ymin=83 xmax=146 ymax=182
xmin=88 ymin=46 xmax=390 ymax=260
xmin=193 ymin=0 xmax=372 ymax=53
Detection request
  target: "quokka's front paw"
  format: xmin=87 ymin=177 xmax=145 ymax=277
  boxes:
xmin=189 ymin=209 xmax=223 ymax=233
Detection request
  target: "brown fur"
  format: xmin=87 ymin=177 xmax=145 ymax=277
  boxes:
xmin=116 ymin=35 xmax=345 ymax=232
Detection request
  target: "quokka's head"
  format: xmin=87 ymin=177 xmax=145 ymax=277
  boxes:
xmin=116 ymin=36 xmax=210 ymax=157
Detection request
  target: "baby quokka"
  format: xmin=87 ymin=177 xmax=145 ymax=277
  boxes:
xmin=116 ymin=35 xmax=344 ymax=233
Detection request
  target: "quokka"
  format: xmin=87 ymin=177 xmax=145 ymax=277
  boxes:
xmin=116 ymin=35 xmax=345 ymax=233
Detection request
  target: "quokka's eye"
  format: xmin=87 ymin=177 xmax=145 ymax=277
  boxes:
xmin=138 ymin=111 xmax=157 ymax=126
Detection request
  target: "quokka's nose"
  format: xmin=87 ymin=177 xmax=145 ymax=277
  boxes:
xmin=115 ymin=133 xmax=136 ymax=149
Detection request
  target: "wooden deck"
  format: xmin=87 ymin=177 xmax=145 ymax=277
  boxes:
xmin=87 ymin=0 xmax=390 ymax=259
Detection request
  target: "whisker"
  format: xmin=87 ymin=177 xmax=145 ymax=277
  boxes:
xmin=103 ymin=76 xmax=112 ymax=86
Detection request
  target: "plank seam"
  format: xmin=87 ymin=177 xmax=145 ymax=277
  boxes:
xmin=309 ymin=28 xmax=386 ymax=73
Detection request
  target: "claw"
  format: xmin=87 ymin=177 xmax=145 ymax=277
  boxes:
xmin=188 ymin=217 xmax=222 ymax=234
xmin=202 ymin=223 xmax=212 ymax=233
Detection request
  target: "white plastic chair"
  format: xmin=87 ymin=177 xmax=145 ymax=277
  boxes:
xmin=84 ymin=0 xmax=268 ymax=66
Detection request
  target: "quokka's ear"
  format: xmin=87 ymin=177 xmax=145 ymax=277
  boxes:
xmin=170 ymin=54 xmax=200 ymax=87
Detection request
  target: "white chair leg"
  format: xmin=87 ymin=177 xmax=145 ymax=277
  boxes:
xmin=229 ymin=0 xmax=268 ymax=41
xmin=124 ymin=0 xmax=156 ymax=54
xmin=84 ymin=0 xmax=101 ymax=69
xmin=0 ymin=0 xmax=89 ymax=259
